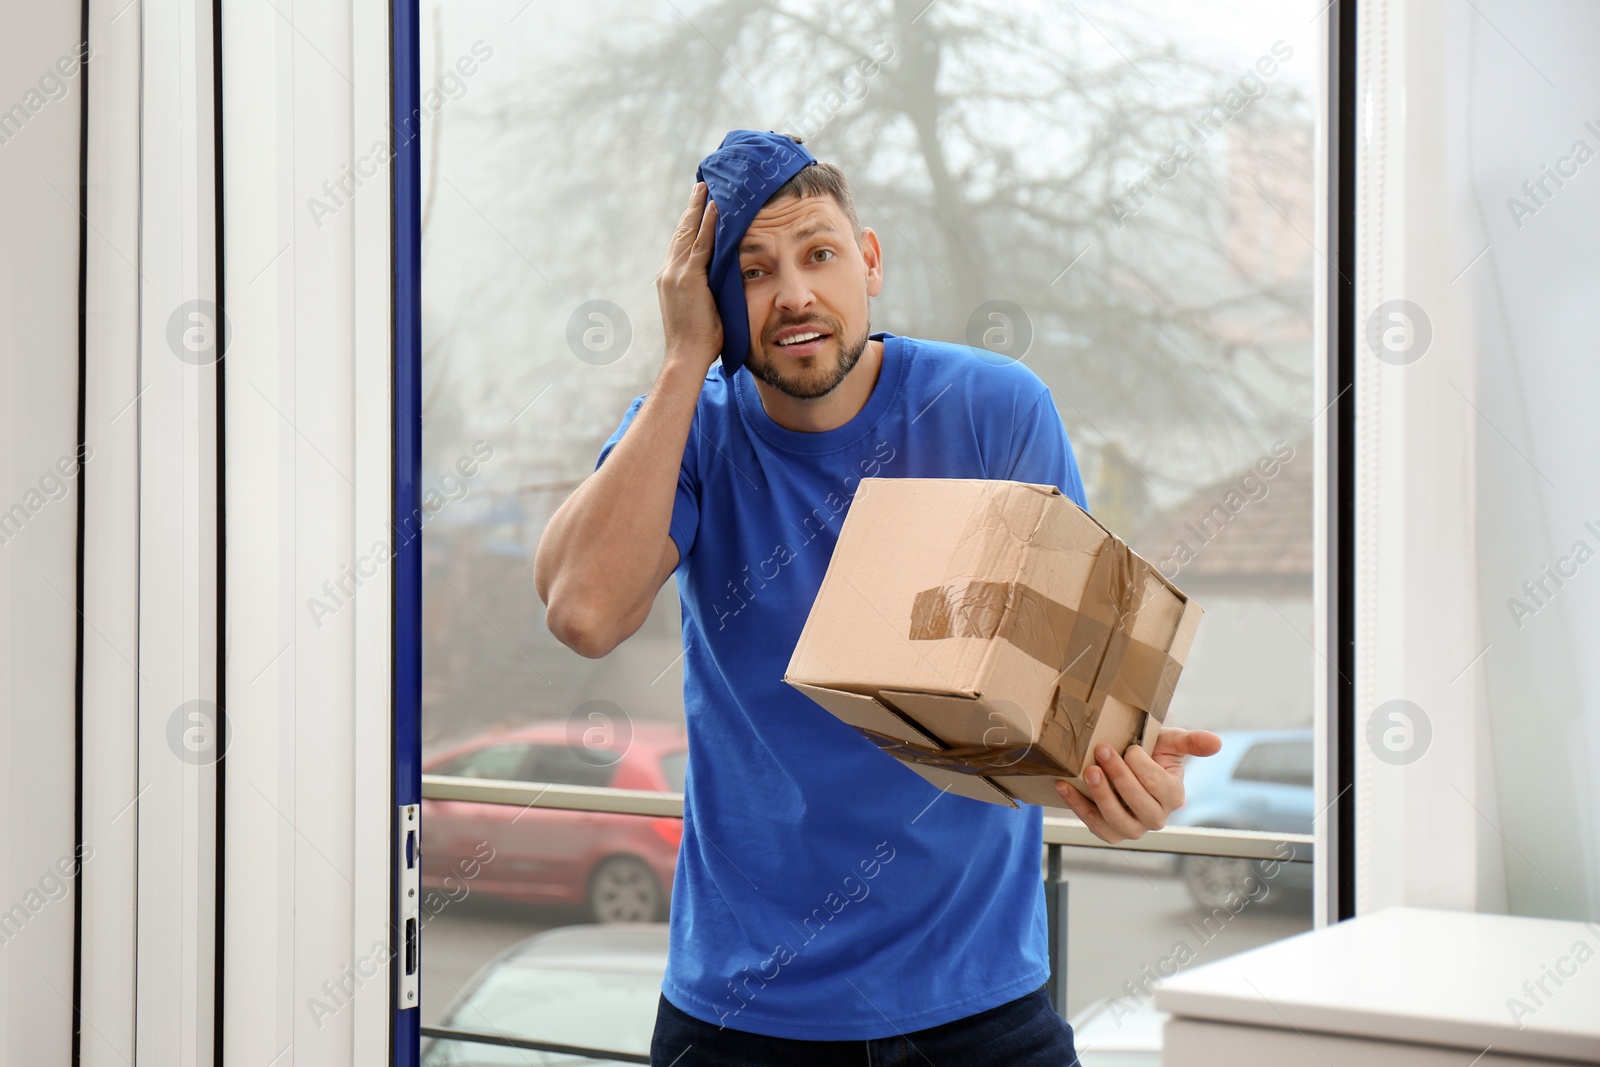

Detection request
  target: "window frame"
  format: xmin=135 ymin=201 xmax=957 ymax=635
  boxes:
xmin=398 ymin=1 xmax=1358 ymax=1059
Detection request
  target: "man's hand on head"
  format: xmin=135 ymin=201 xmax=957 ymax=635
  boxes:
xmin=1053 ymin=728 xmax=1223 ymax=844
xmin=656 ymin=181 xmax=724 ymax=371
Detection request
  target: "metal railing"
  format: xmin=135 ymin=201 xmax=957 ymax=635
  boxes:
xmin=417 ymin=774 xmax=1314 ymax=1063
xmin=421 ymin=775 xmax=1316 ymax=862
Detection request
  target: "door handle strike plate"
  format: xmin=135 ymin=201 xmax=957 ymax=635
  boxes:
xmin=398 ymin=803 xmax=420 ymax=1010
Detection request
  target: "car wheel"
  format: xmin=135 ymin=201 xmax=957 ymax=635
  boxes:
xmin=1181 ymin=855 xmax=1263 ymax=911
xmin=588 ymin=855 xmax=665 ymax=923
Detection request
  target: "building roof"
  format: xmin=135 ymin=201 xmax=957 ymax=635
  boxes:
xmin=1129 ymin=437 xmax=1312 ymax=594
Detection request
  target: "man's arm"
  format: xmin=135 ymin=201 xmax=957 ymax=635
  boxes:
xmin=534 ymin=182 xmax=722 ymax=658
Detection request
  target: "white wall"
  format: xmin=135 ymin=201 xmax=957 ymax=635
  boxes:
xmin=221 ymin=0 xmax=395 ymax=1062
xmin=80 ymin=0 xmax=145 ymax=1061
xmin=2 ymin=0 xmax=400 ymax=1061
xmin=1167 ymin=595 xmax=1315 ymax=732
xmin=0 ymin=2 xmax=88 ymax=1063
xmin=135 ymin=0 xmax=224 ymax=1060
xmin=1449 ymin=0 xmax=1600 ymax=922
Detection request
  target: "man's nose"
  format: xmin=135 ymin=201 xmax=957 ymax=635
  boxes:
xmin=773 ymin=265 xmax=816 ymax=314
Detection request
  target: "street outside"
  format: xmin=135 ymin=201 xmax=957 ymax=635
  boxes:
xmin=420 ymin=856 xmax=1312 ymax=1032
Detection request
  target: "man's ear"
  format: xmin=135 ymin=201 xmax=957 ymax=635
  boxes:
xmin=861 ymin=227 xmax=884 ymax=298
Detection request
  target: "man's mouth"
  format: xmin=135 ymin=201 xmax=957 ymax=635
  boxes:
xmin=772 ymin=328 xmax=831 ymax=356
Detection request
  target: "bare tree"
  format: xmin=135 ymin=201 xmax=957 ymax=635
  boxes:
xmin=415 ymin=0 xmax=1318 ymax=729
xmin=466 ymin=0 xmax=1313 ymax=491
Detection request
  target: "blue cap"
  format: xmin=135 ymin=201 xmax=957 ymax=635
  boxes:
xmin=695 ymin=130 xmax=818 ymax=378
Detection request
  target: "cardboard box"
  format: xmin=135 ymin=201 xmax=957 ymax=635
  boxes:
xmin=784 ymin=478 xmax=1204 ymax=809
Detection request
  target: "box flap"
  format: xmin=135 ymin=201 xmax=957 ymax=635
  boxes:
xmin=879 ymin=687 xmax=1036 ymax=749
xmin=785 ymin=681 xmax=1017 ymax=807
xmin=1166 ymin=596 xmax=1206 ymax=667
xmin=989 ymin=775 xmax=1076 ymax=810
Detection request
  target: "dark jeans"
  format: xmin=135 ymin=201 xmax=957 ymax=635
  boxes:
xmin=649 ymin=983 xmax=1080 ymax=1066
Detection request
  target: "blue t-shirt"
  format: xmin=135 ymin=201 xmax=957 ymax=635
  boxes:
xmin=594 ymin=331 xmax=1088 ymax=1040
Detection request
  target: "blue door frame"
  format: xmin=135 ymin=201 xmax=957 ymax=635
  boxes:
xmin=392 ymin=0 xmax=423 ymax=1061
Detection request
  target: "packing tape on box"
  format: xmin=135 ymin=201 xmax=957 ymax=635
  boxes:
xmin=907 ymin=535 xmax=1182 ymax=730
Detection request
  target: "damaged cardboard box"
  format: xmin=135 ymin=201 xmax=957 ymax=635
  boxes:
xmin=784 ymin=478 xmax=1204 ymax=810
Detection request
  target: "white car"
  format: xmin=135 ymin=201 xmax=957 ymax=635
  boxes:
xmin=422 ymin=924 xmax=666 ymax=1066
xmin=426 ymin=922 xmax=1164 ymax=1065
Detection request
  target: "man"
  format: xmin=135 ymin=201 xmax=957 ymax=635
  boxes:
xmin=534 ymin=131 xmax=1222 ymax=1066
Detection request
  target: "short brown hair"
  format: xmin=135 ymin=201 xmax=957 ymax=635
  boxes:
xmin=762 ymin=134 xmax=863 ymax=240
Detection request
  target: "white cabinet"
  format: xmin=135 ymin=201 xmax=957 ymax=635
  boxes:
xmin=1155 ymin=907 xmax=1600 ymax=1066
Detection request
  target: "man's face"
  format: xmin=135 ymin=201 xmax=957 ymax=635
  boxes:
xmin=738 ymin=193 xmax=882 ymax=400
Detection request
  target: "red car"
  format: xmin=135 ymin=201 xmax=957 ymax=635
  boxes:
xmin=422 ymin=721 xmax=687 ymax=923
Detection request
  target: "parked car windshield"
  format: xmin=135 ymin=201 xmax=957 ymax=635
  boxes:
xmin=432 ymin=743 xmax=532 ymax=780
xmin=1232 ymin=740 xmax=1313 ymax=789
xmin=524 ymin=743 xmax=616 ymax=788
xmin=658 ymin=750 xmax=687 ymax=793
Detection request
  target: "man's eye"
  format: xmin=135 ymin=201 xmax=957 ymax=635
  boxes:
xmin=742 ymin=267 xmax=763 ymax=280
xmin=813 ymin=249 xmax=834 ymax=262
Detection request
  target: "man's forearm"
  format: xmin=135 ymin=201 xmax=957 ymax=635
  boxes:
xmin=535 ymin=350 xmax=710 ymax=654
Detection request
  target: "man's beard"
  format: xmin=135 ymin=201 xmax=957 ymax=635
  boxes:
xmin=746 ymin=314 xmax=871 ymax=401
